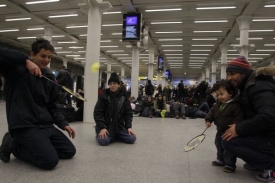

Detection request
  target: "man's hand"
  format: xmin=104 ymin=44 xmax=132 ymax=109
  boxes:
xmin=205 ymin=122 xmax=211 ymax=128
xmin=128 ymin=128 xmax=136 ymax=138
xmin=98 ymin=129 xmax=109 ymax=139
xmin=64 ymin=126 xmax=76 ymax=139
xmin=222 ymin=124 xmax=238 ymax=141
xmin=26 ymin=59 xmax=42 ymax=77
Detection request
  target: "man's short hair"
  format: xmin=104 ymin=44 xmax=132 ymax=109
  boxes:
xmin=31 ymin=38 xmax=55 ymax=55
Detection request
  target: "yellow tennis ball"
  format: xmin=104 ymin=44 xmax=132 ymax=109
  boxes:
xmin=91 ymin=62 xmax=100 ymax=73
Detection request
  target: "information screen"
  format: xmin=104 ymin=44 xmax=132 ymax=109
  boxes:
xmin=122 ymin=13 xmax=142 ymax=41
xmin=158 ymin=57 xmax=164 ymax=70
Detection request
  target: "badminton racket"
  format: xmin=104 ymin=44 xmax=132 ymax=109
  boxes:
xmin=184 ymin=127 xmax=208 ymax=152
xmin=42 ymin=75 xmax=87 ymax=102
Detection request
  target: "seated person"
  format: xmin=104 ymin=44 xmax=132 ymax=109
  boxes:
xmin=170 ymin=98 xmax=186 ymax=119
xmin=94 ymin=73 xmax=136 ymax=146
xmin=153 ymin=93 xmax=167 ymax=118
xmin=140 ymin=96 xmax=154 ymax=117
xmin=185 ymin=97 xmax=210 ymax=118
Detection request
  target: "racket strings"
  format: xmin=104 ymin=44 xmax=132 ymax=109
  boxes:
xmin=187 ymin=138 xmax=201 ymax=147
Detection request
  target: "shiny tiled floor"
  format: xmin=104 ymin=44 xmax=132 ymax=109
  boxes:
xmin=0 ymin=101 xmax=260 ymax=183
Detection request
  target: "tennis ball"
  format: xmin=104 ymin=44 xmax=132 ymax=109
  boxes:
xmin=90 ymin=62 xmax=100 ymax=73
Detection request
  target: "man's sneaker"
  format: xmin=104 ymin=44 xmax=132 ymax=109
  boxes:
xmin=0 ymin=132 xmax=12 ymax=163
xmin=175 ymin=114 xmax=179 ymax=119
xmin=212 ymin=160 xmax=224 ymax=166
xmin=182 ymin=114 xmax=186 ymax=119
xmin=223 ymin=166 xmax=235 ymax=173
xmin=256 ymin=170 xmax=275 ymax=183
xmin=243 ymin=163 xmax=263 ymax=171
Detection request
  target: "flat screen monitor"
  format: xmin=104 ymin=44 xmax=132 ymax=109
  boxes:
xmin=122 ymin=13 xmax=142 ymax=41
xmin=158 ymin=57 xmax=164 ymax=70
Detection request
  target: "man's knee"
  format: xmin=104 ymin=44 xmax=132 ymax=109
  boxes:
xmin=62 ymin=145 xmax=76 ymax=159
xmin=97 ymin=138 xmax=111 ymax=146
xmin=125 ymin=135 xmax=136 ymax=144
xmin=38 ymin=156 xmax=59 ymax=170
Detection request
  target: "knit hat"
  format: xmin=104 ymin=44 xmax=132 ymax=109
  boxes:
xmin=108 ymin=73 xmax=120 ymax=85
xmin=226 ymin=55 xmax=252 ymax=74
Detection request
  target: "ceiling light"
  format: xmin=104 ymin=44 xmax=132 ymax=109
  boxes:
xmin=79 ymin=34 xmax=87 ymax=36
xmin=249 ymin=30 xmax=274 ymax=32
xmin=27 ymin=28 xmax=44 ymax=31
xmin=192 ymin=38 xmax=218 ymax=40
xmin=190 ymin=50 xmax=211 ymax=51
xmin=190 ymin=57 xmax=207 ymax=59
xmin=163 ymin=50 xmax=183 ymax=51
xmin=264 ymin=5 xmax=275 ymax=7
xmin=57 ymin=41 xmax=77 ymax=43
xmin=145 ymin=8 xmax=182 ymax=12
xmin=192 ymin=45 xmax=214 ymax=46
xmin=158 ymin=39 xmax=182 ymax=41
xmin=253 ymin=19 xmax=275 ymax=21
xmin=194 ymin=31 xmax=222 ymax=33
xmin=264 ymin=44 xmax=275 ymax=46
xmin=102 ymin=24 xmax=122 ymax=26
xmin=151 ymin=22 xmax=182 ymax=24
xmin=161 ymin=45 xmax=183 ymax=47
xmin=0 ymin=4 xmax=6 ymax=7
xmin=0 ymin=29 xmax=19 ymax=32
xmin=196 ymin=6 xmax=236 ymax=10
xmin=166 ymin=57 xmax=183 ymax=59
xmin=227 ymin=54 xmax=240 ymax=55
xmin=165 ymin=54 xmax=183 ymax=55
xmin=100 ymin=46 xmax=119 ymax=48
xmin=228 ymin=50 xmax=237 ymax=51
xmin=155 ymin=31 xmax=183 ymax=34
xmin=51 ymin=35 xmax=65 ymax=38
xmin=66 ymin=25 xmax=88 ymax=28
xmin=112 ymin=54 xmax=129 ymax=56
xmin=106 ymin=50 xmax=124 ymax=52
xmin=189 ymin=60 xmax=205 ymax=62
xmin=250 ymin=54 xmax=270 ymax=55
xmin=66 ymin=55 xmax=80 ymax=57
xmin=189 ymin=67 xmax=201 ymax=69
xmin=17 ymin=37 xmax=36 ymax=39
xmin=78 ymin=51 xmax=85 ymax=53
xmin=49 ymin=14 xmax=78 ymax=18
xmin=118 ymin=57 xmax=132 ymax=59
xmin=26 ymin=0 xmax=59 ymax=4
xmin=69 ymin=46 xmax=84 ymax=49
xmin=167 ymin=60 xmax=183 ymax=62
xmin=54 ymin=47 xmax=62 ymax=49
xmin=194 ymin=20 xmax=228 ymax=23
xmin=256 ymin=50 xmax=275 ymax=51
xmin=74 ymin=58 xmax=85 ymax=60
xmin=100 ymin=40 xmax=111 ymax=42
xmin=190 ymin=54 xmax=209 ymax=55
xmin=57 ymin=51 xmax=73 ymax=53
xmin=112 ymin=33 xmax=122 ymax=35
xmin=103 ymin=11 xmax=122 ymax=14
xmin=6 ymin=18 xmax=31 ymax=21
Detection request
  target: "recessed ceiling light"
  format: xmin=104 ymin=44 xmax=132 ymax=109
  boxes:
xmin=189 ymin=60 xmax=205 ymax=62
xmin=194 ymin=20 xmax=228 ymax=23
xmin=112 ymin=54 xmax=129 ymax=56
xmin=112 ymin=33 xmax=122 ymax=35
xmin=74 ymin=58 xmax=86 ymax=60
xmin=0 ymin=4 xmax=6 ymax=7
xmin=163 ymin=50 xmax=183 ymax=51
xmin=26 ymin=0 xmax=59 ymax=4
xmin=155 ymin=31 xmax=183 ymax=34
xmin=51 ymin=35 xmax=65 ymax=38
xmin=100 ymin=40 xmax=112 ymax=42
xmin=78 ymin=51 xmax=85 ymax=53
xmin=27 ymin=28 xmax=44 ymax=31
xmin=151 ymin=22 xmax=182 ymax=24
xmin=190 ymin=50 xmax=211 ymax=51
xmin=66 ymin=55 xmax=81 ymax=57
xmin=102 ymin=24 xmax=122 ymax=26
xmin=103 ymin=11 xmax=122 ymax=14
xmin=158 ymin=39 xmax=182 ymax=41
xmin=256 ymin=50 xmax=275 ymax=51
xmin=165 ymin=54 xmax=183 ymax=55
xmin=166 ymin=57 xmax=183 ymax=59
xmin=264 ymin=5 xmax=275 ymax=8
xmin=145 ymin=8 xmax=182 ymax=12
xmin=253 ymin=19 xmax=275 ymax=21
xmin=190 ymin=54 xmax=209 ymax=55
xmin=57 ymin=51 xmax=73 ymax=53
xmin=54 ymin=47 xmax=62 ymax=49
xmin=57 ymin=41 xmax=77 ymax=44
xmin=106 ymin=50 xmax=124 ymax=52
xmin=6 ymin=18 xmax=31 ymax=21
xmin=161 ymin=45 xmax=183 ymax=47
xmin=196 ymin=6 xmax=236 ymax=10
xmin=192 ymin=38 xmax=217 ymax=40
xmin=0 ymin=29 xmax=19 ymax=32
xmin=249 ymin=30 xmax=274 ymax=32
xmin=66 ymin=25 xmax=88 ymax=29
xmin=192 ymin=45 xmax=214 ymax=46
xmin=190 ymin=57 xmax=207 ymax=59
xmin=250 ymin=54 xmax=270 ymax=55
xmin=100 ymin=46 xmax=119 ymax=48
xmin=69 ymin=46 xmax=84 ymax=49
xmin=193 ymin=31 xmax=222 ymax=33
xmin=49 ymin=14 xmax=78 ymax=18
xmin=264 ymin=44 xmax=275 ymax=46
xmin=17 ymin=37 xmax=36 ymax=39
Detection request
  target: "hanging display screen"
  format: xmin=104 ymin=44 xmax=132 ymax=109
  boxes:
xmin=122 ymin=13 xmax=142 ymax=41
xmin=158 ymin=57 xmax=164 ymax=70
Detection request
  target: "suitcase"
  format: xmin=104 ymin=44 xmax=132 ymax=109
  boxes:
xmin=56 ymin=104 xmax=75 ymax=122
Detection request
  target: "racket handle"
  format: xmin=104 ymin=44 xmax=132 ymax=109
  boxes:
xmin=201 ymin=127 xmax=208 ymax=135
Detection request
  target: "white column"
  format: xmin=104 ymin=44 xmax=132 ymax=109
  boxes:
xmin=201 ymin=70 xmax=206 ymax=81
xmin=211 ymin=59 xmax=217 ymax=86
xmin=148 ymin=46 xmax=154 ymax=80
xmin=205 ymin=67 xmax=210 ymax=83
xmin=83 ymin=0 xmax=111 ymax=123
xmin=98 ymin=69 xmax=102 ymax=87
xmin=162 ymin=64 xmax=166 ymax=87
xmin=219 ymin=44 xmax=228 ymax=80
xmin=120 ymin=65 xmax=125 ymax=83
xmin=270 ymin=57 xmax=275 ymax=66
xmin=105 ymin=59 xmax=112 ymax=88
xmin=63 ymin=59 xmax=68 ymax=68
xmin=234 ymin=16 xmax=253 ymax=59
xmin=44 ymin=25 xmax=54 ymax=68
xmin=131 ymin=46 xmax=140 ymax=98
xmin=157 ymin=71 xmax=161 ymax=86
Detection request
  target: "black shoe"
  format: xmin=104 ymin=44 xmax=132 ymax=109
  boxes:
xmin=256 ymin=170 xmax=275 ymax=183
xmin=212 ymin=161 xmax=224 ymax=166
xmin=0 ymin=132 xmax=12 ymax=163
xmin=223 ymin=166 xmax=235 ymax=173
xmin=243 ymin=163 xmax=263 ymax=171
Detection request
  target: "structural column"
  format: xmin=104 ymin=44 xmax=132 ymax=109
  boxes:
xmin=98 ymin=69 xmax=102 ymax=87
xmin=270 ymin=57 xmax=275 ymax=65
xmin=211 ymin=59 xmax=217 ymax=86
xmin=157 ymin=71 xmax=161 ymax=86
xmin=201 ymin=70 xmax=206 ymax=81
xmin=235 ymin=16 xmax=253 ymax=59
xmin=83 ymin=0 xmax=111 ymax=123
xmin=63 ymin=59 xmax=68 ymax=68
xmin=105 ymin=59 xmax=112 ymax=88
xmin=120 ymin=65 xmax=125 ymax=83
xmin=219 ymin=44 xmax=228 ymax=80
xmin=162 ymin=64 xmax=166 ymax=87
xmin=205 ymin=67 xmax=210 ymax=83
xmin=148 ymin=46 xmax=154 ymax=80
xmin=131 ymin=46 xmax=140 ymax=98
